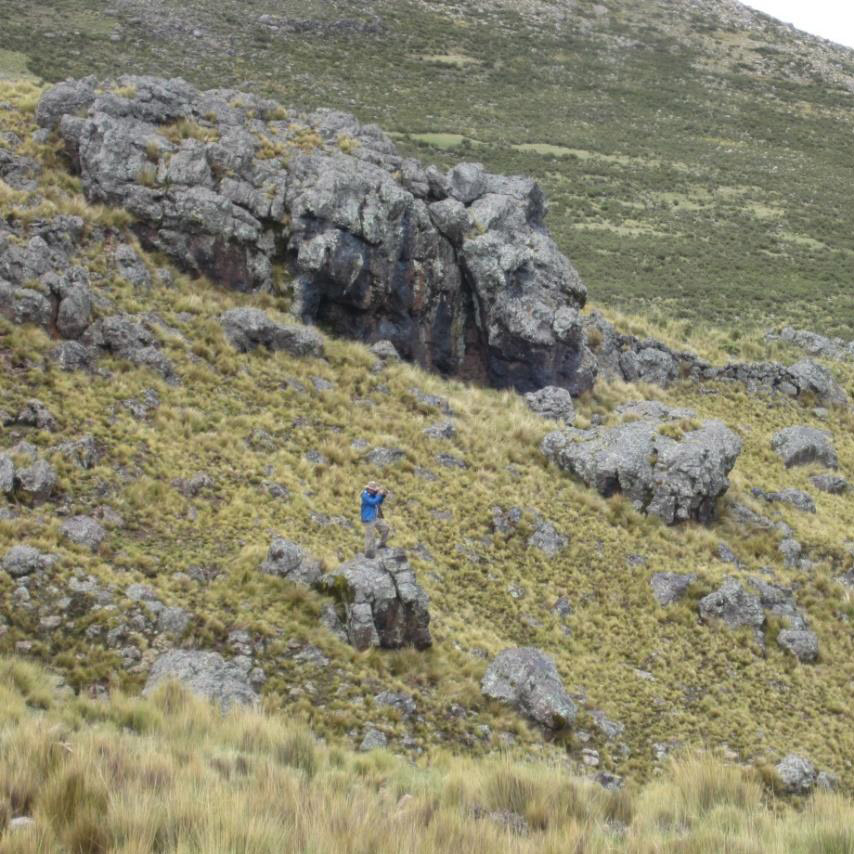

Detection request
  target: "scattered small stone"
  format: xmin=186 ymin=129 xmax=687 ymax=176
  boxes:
xmin=436 ymin=452 xmax=466 ymax=469
xmin=365 ymin=447 xmax=406 ymax=467
xmin=359 ymin=728 xmax=388 ymax=751
xmin=650 ymin=572 xmax=695 ymax=606
xmin=423 ymin=420 xmax=455 ymax=440
xmin=810 ymin=473 xmax=848 ymax=495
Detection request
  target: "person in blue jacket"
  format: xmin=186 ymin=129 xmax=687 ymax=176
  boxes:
xmin=361 ymin=481 xmax=389 ymax=558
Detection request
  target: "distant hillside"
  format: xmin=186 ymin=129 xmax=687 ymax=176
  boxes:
xmin=3 ymin=0 xmax=854 ymax=336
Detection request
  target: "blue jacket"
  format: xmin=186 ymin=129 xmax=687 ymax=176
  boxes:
xmin=361 ymin=489 xmax=385 ymax=523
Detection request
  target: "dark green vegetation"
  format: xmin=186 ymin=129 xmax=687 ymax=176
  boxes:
xmin=3 ymin=0 xmax=854 ymax=335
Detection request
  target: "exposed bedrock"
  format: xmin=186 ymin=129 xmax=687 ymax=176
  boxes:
xmin=38 ymin=76 xmax=592 ymax=395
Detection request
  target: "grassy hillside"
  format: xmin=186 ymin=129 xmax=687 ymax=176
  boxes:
xmin=2 ymin=0 xmax=854 ymax=336
xmin=3 ymin=73 xmax=854 ymax=807
xmin=4 ymin=656 xmax=854 ymax=853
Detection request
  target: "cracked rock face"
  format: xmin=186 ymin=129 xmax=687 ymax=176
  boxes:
xmin=319 ymin=548 xmax=431 ymax=651
xmin=38 ymin=76 xmax=592 ymax=395
xmin=481 ymin=647 xmax=577 ymax=730
xmin=542 ymin=418 xmax=742 ymax=524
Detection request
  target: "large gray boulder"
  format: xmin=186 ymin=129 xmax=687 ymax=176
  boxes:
xmin=318 ymin=549 xmax=431 ymax=651
xmin=524 ymin=386 xmax=575 ymax=424
xmin=543 ymin=419 xmax=741 ymax=524
xmin=771 ymin=427 xmax=837 ymax=469
xmin=220 ymin=307 xmax=324 ymax=357
xmin=481 ymin=647 xmax=577 ymax=730
xmin=39 ymin=76 xmax=594 ymax=396
xmin=698 ymin=578 xmax=765 ymax=630
xmin=143 ymin=649 xmax=258 ymax=711
xmin=260 ymin=537 xmax=322 ymax=586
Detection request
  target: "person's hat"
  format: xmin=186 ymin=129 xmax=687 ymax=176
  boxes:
xmin=365 ymin=481 xmax=381 ymax=491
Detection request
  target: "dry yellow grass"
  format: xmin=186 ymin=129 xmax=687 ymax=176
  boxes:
xmin=1 ymin=657 xmax=853 ymax=854
xmin=2 ymin=75 xmax=854 ymax=842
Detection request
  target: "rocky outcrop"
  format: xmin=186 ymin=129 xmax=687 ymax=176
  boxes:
xmin=587 ymin=312 xmax=847 ymax=405
xmin=481 ymin=647 xmax=577 ymax=730
xmin=318 ymin=549 xmax=431 ymax=650
xmin=771 ymin=427 xmax=837 ymax=469
xmin=542 ymin=419 xmax=741 ymax=524
xmin=143 ymin=649 xmax=259 ymax=711
xmin=766 ymin=326 xmax=854 ymax=362
xmin=220 ymin=307 xmax=324 ymax=357
xmin=38 ymin=76 xmax=593 ymax=395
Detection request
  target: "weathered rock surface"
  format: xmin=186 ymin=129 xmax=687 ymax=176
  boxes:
xmin=60 ymin=515 xmax=106 ymax=552
xmin=524 ymin=386 xmax=575 ymax=423
xmin=319 ymin=549 xmax=431 ymax=650
xmin=810 ymin=473 xmax=848 ymax=494
xmin=15 ymin=458 xmax=58 ymax=504
xmin=143 ymin=649 xmax=258 ymax=711
xmin=14 ymin=399 xmax=58 ymax=432
xmin=260 ymin=537 xmax=322 ymax=586
xmin=39 ymin=76 xmax=594 ymax=395
xmin=82 ymin=313 xmax=177 ymax=383
xmin=542 ymin=419 xmax=741 ymax=524
xmin=2 ymin=545 xmax=56 ymax=578
xmin=650 ymin=572 xmax=696 ymax=606
xmin=777 ymin=629 xmax=819 ymax=663
xmin=775 ymin=754 xmax=817 ymax=794
xmin=698 ymin=578 xmax=765 ymax=630
xmin=771 ymin=427 xmax=837 ymax=469
xmin=220 ymin=307 xmax=324 ymax=357
xmin=766 ymin=326 xmax=854 ymax=362
xmin=753 ymin=487 xmax=816 ymax=514
xmin=481 ymin=647 xmax=577 ymax=729
xmin=586 ymin=313 xmax=847 ymax=405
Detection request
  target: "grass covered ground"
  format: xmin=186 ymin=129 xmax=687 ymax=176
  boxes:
xmin=2 ymin=656 xmax=854 ymax=853
xmin=2 ymin=0 xmax=854 ymax=335
xmin=2 ymin=77 xmax=854 ymax=800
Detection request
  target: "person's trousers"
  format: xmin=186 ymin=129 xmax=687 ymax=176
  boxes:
xmin=364 ymin=519 xmax=390 ymax=556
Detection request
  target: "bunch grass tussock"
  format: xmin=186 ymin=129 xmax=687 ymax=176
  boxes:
xmin=1 ymin=661 xmax=854 ymax=853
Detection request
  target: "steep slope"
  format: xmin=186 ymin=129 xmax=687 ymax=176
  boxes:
xmin=2 ymin=80 xmax=854 ymax=800
xmin=3 ymin=0 xmax=854 ymax=335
